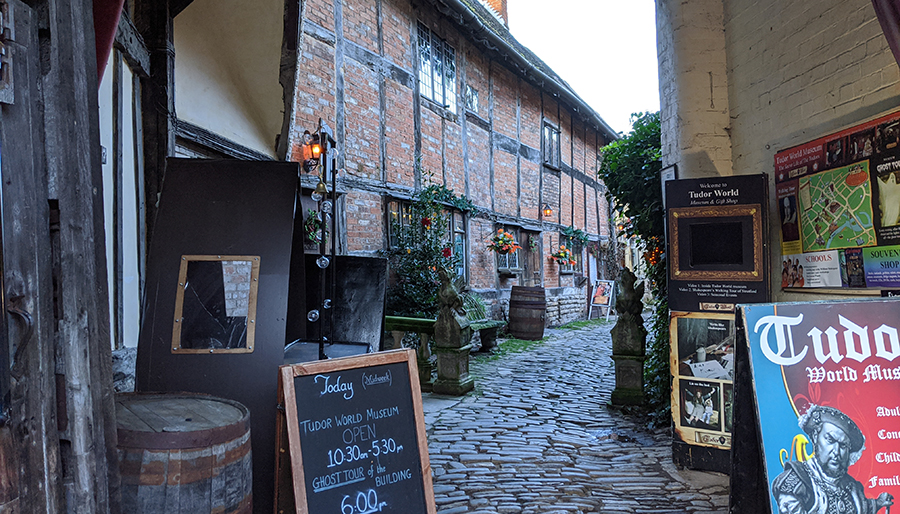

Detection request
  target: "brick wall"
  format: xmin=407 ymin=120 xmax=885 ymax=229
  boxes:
xmin=292 ymin=0 xmax=616 ymax=318
xmin=345 ymin=191 xmax=384 ymax=253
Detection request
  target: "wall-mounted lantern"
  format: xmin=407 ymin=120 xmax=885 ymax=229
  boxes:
xmin=542 ymin=203 xmax=553 ymax=218
xmin=301 ymin=130 xmax=323 ymax=173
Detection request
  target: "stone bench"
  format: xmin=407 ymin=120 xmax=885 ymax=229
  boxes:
xmin=383 ymin=316 xmax=436 ymax=390
xmin=469 ymin=319 xmax=506 ymax=351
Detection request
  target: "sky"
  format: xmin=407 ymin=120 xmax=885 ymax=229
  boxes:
xmin=506 ymin=0 xmax=660 ymax=135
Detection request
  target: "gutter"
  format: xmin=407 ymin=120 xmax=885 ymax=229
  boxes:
xmin=425 ymin=0 xmax=620 ymax=141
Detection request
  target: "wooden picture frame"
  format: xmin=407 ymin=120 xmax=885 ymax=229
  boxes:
xmin=171 ymin=254 xmax=260 ymax=354
xmin=669 ymin=205 xmax=764 ymax=282
xmin=276 ymin=349 xmax=436 ymax=514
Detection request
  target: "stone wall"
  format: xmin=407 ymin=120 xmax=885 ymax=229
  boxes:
xmin=494 ymin=287 xmax=587 ymax=329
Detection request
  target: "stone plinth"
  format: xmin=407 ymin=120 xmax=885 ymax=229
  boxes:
xmin=432 ymin=343 xmax=475 ymax=395
xmin=610 ymin=355 xmax=645 ymax=405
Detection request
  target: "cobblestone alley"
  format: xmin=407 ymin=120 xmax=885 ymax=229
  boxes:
xmin=422 ymin=320 xmax=730 ymax=514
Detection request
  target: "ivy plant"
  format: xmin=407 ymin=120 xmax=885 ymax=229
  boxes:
xmin=598 ymin=111 xmax=670 ymax=425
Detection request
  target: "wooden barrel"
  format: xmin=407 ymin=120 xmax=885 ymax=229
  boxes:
xmin=508 ymin=286 xmax=546 ymax=340
xmin=116 ymin=392 xmax=252 ymax=514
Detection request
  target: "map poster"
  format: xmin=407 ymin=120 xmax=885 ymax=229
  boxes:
xmin=670 ymin=311 xmax=735 ymax=450
xmin=741 ymin=300 xmax=900 ymax=514
xmin=781 ymin=250 xmax=842 ymax=289
xmin=797 ymin=160 xmax=877 ymax=252
xmin=863 ymin=245 xmax=900 ymax=288
xmin=777 ymin=180 xmax=802 ymax=255
xmin=870 ymin=152 xmax=900 ymax=246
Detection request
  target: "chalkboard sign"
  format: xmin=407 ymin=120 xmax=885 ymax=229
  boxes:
xmin=276 ymin=349 xmax=436 ymax=514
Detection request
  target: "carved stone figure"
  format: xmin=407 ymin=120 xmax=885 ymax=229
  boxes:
xmin=432 ymin=268 xmax=474 ymax=395
xmin=610 ymin=268 xmax=647 ymax=405
xmin=437 ymin=267 xmax=466 ymax=317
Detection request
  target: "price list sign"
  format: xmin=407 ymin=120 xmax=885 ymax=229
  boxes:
xmin=277 ymin=349 xmax=436 ymax=514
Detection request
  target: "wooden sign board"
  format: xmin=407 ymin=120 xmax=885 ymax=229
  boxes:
xmin=589 ymin=280 xmax=615 ymax=321
xmin=276 ymin=349 xmax=436 ymax=514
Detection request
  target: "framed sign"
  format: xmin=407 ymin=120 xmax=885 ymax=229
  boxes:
xmin=666 ymin=175 xmax=770 ymax=312
xmin=589 ymin=280 xmax=615 ymax=321
xmin=740 ymin=299 xmax=900 ymax=513
xmin=276 ymin=349 xmax=436 ymax=514
xmin=670 ymin=311 xmax=736 ymax=450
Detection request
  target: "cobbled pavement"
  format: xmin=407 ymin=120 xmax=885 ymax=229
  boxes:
xmin=421 ymin=320 xmax=730 ymax=514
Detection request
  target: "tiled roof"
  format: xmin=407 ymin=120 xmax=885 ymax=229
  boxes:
xmin=424 ymin=0 xmax=618 ymax=140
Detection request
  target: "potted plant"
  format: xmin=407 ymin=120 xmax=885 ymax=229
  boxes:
xmin=550 ymin=245 xmax=576 ymax=265
xmin=486 ymin=229 xmax=521 ymax=255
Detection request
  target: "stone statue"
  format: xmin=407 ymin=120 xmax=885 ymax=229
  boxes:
xmin=610 ymin=268 xmax=647 ymax=405
xmin=614 ymin=267 xmax=645 ymax=323
xmin=437 ymin=267 xmax=466 ymax=317
xmin=432 ymin=267 xmax=474 ymax=395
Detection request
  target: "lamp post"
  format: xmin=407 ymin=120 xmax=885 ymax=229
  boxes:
xmin=302 ymin=120 xmax=337 ymax=360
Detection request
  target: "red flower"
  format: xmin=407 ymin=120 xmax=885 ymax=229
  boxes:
xmin=442 ymin=247 xmax=452 ymax=258
xmin=421 ymin=217 xmax=432 ymax=228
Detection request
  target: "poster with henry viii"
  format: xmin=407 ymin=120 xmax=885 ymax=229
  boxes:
xmin=741 ymin=299 xmax=899 ymax=514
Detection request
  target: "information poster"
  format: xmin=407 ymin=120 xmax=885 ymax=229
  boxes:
xmin=863 ymin=245 xmax=900 ymax=288
xmin=670 ymin=312 xmax=736 ymax=449
xmin=780 ymin=250 xmax=842 ymax=288
xmin=741 ymin=300 xmax=900 ymax=514
xmin=775 ymin=109 xmax=900 ymax=289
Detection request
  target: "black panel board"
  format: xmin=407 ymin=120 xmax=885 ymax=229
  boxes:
xmin=298 ymin=255 xmax=387 ymax=348
xmin=728 ymin=309 xmax=770 ymax=513
xmin=135 ymin=158 xmax=299 ymax=514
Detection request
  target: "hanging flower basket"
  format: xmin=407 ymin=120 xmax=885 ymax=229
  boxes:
xmin=486 ymin=229 xmax=521 ymax=255
xmin=550 ymin=245 xmax=576 ymax=265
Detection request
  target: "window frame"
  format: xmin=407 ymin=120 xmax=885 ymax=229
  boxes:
xmin=417 ymin=23 xmax=457 ymax=112
xmin=542 ymin=122 xmax=561 ymax=170
xmin=386 ymin=198 xmax=468 ymax=281
xmin=496 ymin=226 xmax=523 ymax=274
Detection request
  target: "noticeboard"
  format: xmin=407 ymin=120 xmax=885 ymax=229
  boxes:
xmin=666 ymin=174 xmax=770 ymax=312
xmin=739 ymin=299 xmax=900 ymax=513
xmin=276 ymin=349 xmax=436 ymax=514
xmin=670 ymin=311 xmax=736 ymax=451
xmin=774 ymin=109 xmax=900 ymax=290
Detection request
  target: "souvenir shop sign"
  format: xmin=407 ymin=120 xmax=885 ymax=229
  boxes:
xmin=741 ymin=299 xmax=900 ymax=513
xmin=775 ymin=109 xmax=900 ymax=289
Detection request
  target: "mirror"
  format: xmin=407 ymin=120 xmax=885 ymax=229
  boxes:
xmin=172 ymin=255 xmax=260 ymax=353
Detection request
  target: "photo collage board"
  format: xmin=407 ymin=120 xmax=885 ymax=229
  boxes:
xmin=669 ymin=311 xmax=736 ymax=450
xmin=775 ymin=110 xmax=900 ymax=289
